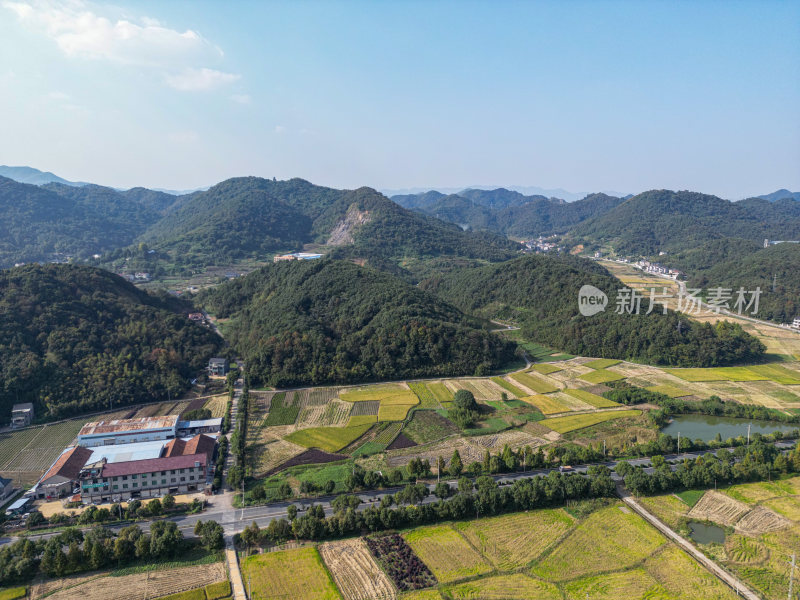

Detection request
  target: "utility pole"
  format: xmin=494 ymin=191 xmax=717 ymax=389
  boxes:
xmin=748 ymin=424 xmax=751 ymax=447
xmin=789 ymin=552 xmax=796 ymax=600
xmin=677 ymin=432 xmax=680 ymax=454
xmin=603 ymin=440 xmax=606 ymax=458
xmin=248 ymin=573 xmax=252 ymax=600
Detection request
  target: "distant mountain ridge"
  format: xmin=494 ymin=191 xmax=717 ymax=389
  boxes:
xmin=758 ymin=189 xmax=800 ymax=202
xmin=0 ymin=165 xmax=85 ymax=186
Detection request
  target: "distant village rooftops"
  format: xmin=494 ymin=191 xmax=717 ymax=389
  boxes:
xmin=273 ymin=252 xmax=324 ymax=262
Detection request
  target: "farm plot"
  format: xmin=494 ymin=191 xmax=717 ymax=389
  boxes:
xmin=286 ymin=423 xmax=373 ymax=453
xmin=459 ymin=379 xmax=507 ymax=401
xmin=532 ymin=504 xmax=665 ymax=582
xmin=583 ymin=358 xmax=621 ymax=369
xmin=202 ymin=394 xmax=229 ymax=418
xmin=249 ymin=437 xmax=306 ymax=478
xmin=541 ymin=410 xmax=641 ymax=434
xmin=0 ymin=427 xmax=48 ymax=469
xmin=403 ymin=525 xmax=492 ymax=584
xmin=763 ymin=496 xmax=800 ymax=522
xmin=297 ymin=399 xmax=353 ymax=428
xmin=688 ymin=491 xmax=750 ymax=526
xmin=455 ymin=509 xmax=575 ymax=570
xmin=263 ymin=392 xmax=300 ymax=426
xmin=563 ymin=569 xmax=664 ymax=600
xmin=563 ymin=388 xmax=619 ymax=408
xmin=319 ymin=538 xmax=395 ymax=600
xmin=364 ymin=533 xmax=436 ymax=592
xmin=403 ymin=411 xmax=459 ymax=444
xmin=43 ymin=562 xmax=226 ymax=600
xmin=490 ymin=377 xmax=525 ymax=398
xmin=578 ymin=369 xmax=625 ymax=384
xmin=645 ymin=384 xmax=692 ymax=398
xmin=309 ymin=387 xmax=341 ymax=403
xmin=408 ymin=383 xmax=438 ymax=409
xmin=509 ymin=372 xmax=559 ymax=394
xmin=443 ymin=574 xmax=560 ymax=600
xmin=745 ymin=364 xmax=800 ymax=385
xmin=644 ymin=545 xmax=739 ymax=600
xmin=520 ymin=394 xmax=572 ymax=415
xmin=531 ymin=363 xmax=562 ymax=375
xmin=348 ymin=415 xmax=378 ymax=427
xmin=637 ymin=494 xmax=691 ymax=530
xmin=241 ymin=546 xmax=341 ymax=600
xmin=735 ymin=506 xmax=789 ymax=536
xmin=340 ymin=384 xmax=416 ymax=403
xmin=664 ymin=367 xmax=769 ymax=382
xmin=426 ymin=382 xmax=454 ymax=405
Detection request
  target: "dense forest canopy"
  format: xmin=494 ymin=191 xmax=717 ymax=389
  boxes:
xmin=392 ymin=188 xmax=625 ymax=238
xmin=421 ymin=254 xmax=765 ymax=367
xmin=198 ymin=259 xmax=515 ymax=387
xmin=0 ymin=264 xmax=221 ymax=420
xmin=571 ymin=190 xmax=800 ymax=255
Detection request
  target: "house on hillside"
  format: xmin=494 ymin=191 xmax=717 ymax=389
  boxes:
xmin=792 ymin=318 xmax=800 ymax=330
xmin=208 ymin=357 xmax=229 ymax=376
xmin=10 ymin=403 xmax=34 ymax=428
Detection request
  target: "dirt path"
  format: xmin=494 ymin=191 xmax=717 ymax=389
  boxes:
xmin=226 ymin=545 xmax=247 ymax=600
xmin=617 ymin=486 xmax=761 ymax=600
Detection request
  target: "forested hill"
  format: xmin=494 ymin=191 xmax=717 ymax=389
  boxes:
xmin=0 ymin=264 xmax=221 ymax=420
xmin=393 ymin=188 xmax=624 ymax=238
xmin=420 ymin=254 xmax=765 ymax=367
xmin=0 ymin=177 xmax=164 ymax=267
xmin=571 ymin=189 xmax=800 ymax=255
xmin=128 ymin=177 xmax=519 ymax=274
xmin=198 ymin=259 xmax=516 ymax=387
xmin=682 ymin=243 xmax=800 ymax=324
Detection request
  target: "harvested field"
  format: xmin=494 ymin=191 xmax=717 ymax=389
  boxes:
xmin=455 ymin=509 xmax=575 ymax=570
xmin=365 ymin=533 xmax=436 ymax=592
xmin=341 ymin=384 xmax=416 ymax=404
xmin=583 ymin=358 xmax=621 ymax=369
xmin=319 ymin=538 xmax=395 ymax=600
xmin=665 ymin=367 xmax=769 ymax=382
xmin=541 ymin=409 xmax=641 ymax=434
xmin=490 ymin=377 xmax=525 ymax=398
xmin=563 ymin=388 xmax=619 ymax=408
xmin=202 ymin=395 xmax=229 ymax=418
xmin=577 ymin=369 xmax=625 ymax=384
xmin=297 ymin=399 xmax=353 ymax=428
xmin=251 ymin=436 xmax=306 ymax=478
xmin=443 ymin=574 xmax=561 ymax=600
xmin=403 ymin=525 xmax=491 ymax=584
xmin=646 ymin=384 xmax=692 ymax=398
xmin=42 ymin=562 xmax=226 ymax=600
xmin=241 ymin=546 xmax=340 ymax=600
xmin=509 ymin=372 xmax=559 ymax=394
xmin=265 ymin=448 xmax=348 ymax=476
xmin=386 ymin=433 xmax=416 ymax=450
xmin=689 ymin=491 xmax=750 ymax=526
xmin=457 ymin=379 xmax=506 ymax=401
xmin=735 ymin=506 xmax=789 ymax=536
xmin=532 ymin=504 xmax=664 ymax=582
xmin=286 ymin=423 xmax=373 ymax=453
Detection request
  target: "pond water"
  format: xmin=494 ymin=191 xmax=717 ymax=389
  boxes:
xmin=660 ymin=414 xmax=796 ymax=441
xmin=688 ymin=521 xmax=726 ymax=544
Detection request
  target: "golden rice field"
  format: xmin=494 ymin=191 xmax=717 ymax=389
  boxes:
xmin=520 ymin=394 xmax=571 ymax=415
xmin=403 ymin=525 xmax=492 ymax=584
xmin=541 ymin=409 xmax=641 ymax=434
xmin=509 ymin=371 xmax=559 ymax=394
xmin=531 ymin=363 xmax=563 ymax=375
xmin=241 ymin=547 xmax=341 ymax=600
xmin=340 ymin=384 xmax=418 ymax=403
xmin=442 ymin=574 xmax=561 ymax=600
xmin=563 ymin=388 xmax=619 ymax=408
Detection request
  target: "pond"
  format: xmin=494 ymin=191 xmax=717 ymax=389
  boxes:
xmin=660 ymin=414 xmax=796 ymax=441
xmin=688 ymin=521 xmax=726 ymax=544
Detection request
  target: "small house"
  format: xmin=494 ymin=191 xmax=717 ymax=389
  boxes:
xmin=10 ymin=403 xmax=34 ymax=428
xmin=208 ymin=357 xmax=229 ymax=376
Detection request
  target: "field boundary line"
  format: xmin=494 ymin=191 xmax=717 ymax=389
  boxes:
xmin=618 ymin=486 xmax=762 ymax=600
xmin=225 ymin=545 xmax=247 ymax=600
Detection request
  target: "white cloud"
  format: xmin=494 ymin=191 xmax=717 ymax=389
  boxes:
xmin=164 ymin=67 xmax=239 ymax=92
xmin=168 ymin=130 xmax=200 ymax=143
xmin=3 ymin=0 xmax=241 ymax=92
xmin=274 ymin=125 xmax=287 ymax=134
xmin=47 ymin=90 xmax=70 ymax=100
xmin=230 ymin=93 xmax=251 ymax=105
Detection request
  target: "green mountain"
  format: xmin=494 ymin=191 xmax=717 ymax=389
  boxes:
xmin=0 ymin=264 xmax=222 ymax=420
xmin=571 ymin=190 xmax=800 ymax=256
xmin=683 ymin=243 xmax=800 ymax=324
xmin=0 ymin=165 xmax=79 ymax=186
xmin=0 ymin=177 xmax=163 ymax=267
xmin=393 ymin=188 xmax=624 ymax=238
xmin=127 ymin=177 xmax=520 ymax=276
xmin=420 ymin=254 xmax=765 ymax=367
xmin=198 ymin=259 xmax=515 ymax=387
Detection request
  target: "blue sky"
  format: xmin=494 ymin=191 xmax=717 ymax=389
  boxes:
xmin=0 ymin=0 xmax=798 ymax=198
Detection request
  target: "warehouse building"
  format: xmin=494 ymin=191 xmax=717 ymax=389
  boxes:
xmin=77 ymin=416 xmax=178 ymax=447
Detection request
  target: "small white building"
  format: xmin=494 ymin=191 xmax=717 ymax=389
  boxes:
xmin=792 ymin=318 xmax=800 ymax=330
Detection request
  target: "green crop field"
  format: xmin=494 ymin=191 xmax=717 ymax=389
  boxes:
xmin=241 ymin=546 xmax=340 ymax=600
xmin=646 ymin=384 xmax=692 ymax=398
xmin=746 ymin=364 xmax=800 ymax=385
xmin=541 ymin=409 xmax=641 ymax=433
xmin=427 ymin=382 xmax=454 ymax=404
xmin=285 ymin=423 xmax=373 ymax=452
xmin=404 ymin=410 xmax=458 ymax=444
xmin=490 ymin=377 xmax=526 ymax=398
xmin=583 ymin=358 xmax=621 ymax=369
xmin=404 ymin=525 xmax=492 ymax=584
xmin=263 ymin=392 xmax=300 ymax=426
xmin=531 ymin=363 xmax=562 ymax=375
xmin=346 ymin=414 xmax=377 ymax=427
xmin=408 ymin=383 xmax=440 ymax=409
xmin=577 ymin=369 xmax=625 ymax=384
xmin=509 ymin=372 xmax=558 ymax=394
xmin=563 ymin=388 xmax=619 ymax=408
